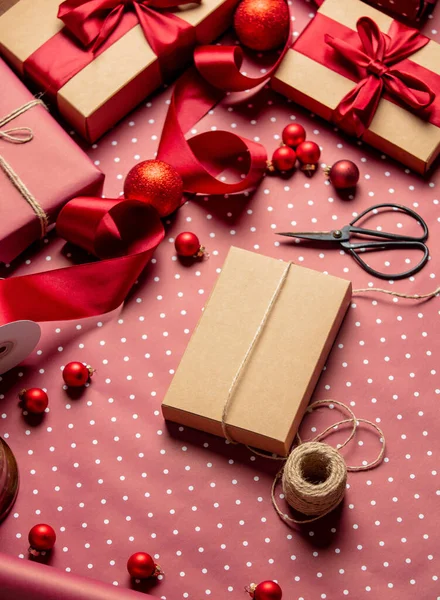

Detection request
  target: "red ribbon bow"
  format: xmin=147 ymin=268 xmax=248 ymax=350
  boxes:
xmin=325 ymin=17 xmax=435 ymax=136
xmin=58 ymin=0 xmax=196 ymax=54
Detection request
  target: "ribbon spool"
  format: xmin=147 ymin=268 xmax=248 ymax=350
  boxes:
xmin=272 ymin=400 xmax=386 ymax=525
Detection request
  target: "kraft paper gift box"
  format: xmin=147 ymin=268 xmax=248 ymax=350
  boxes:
xmin=0 ymin=58 xmax=104 ymax=264
xmin=0 ymin=0 xmax=238 ymax=143
xmin=162 ymin=247 xmax=352 ymax=456
xmin=273 ymin=0 xmax=440 ymax=175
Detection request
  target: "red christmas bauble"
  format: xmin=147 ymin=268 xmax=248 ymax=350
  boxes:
xmin=296 ymin=140 xmax=321 ymax=175
xmin=327 ymin=159 xmax=360 ymax=189
xmin=248 ymin=580 xmax=283 ymax=600
xmin=127 ymin=552 xmax=159 ymax=579
xmin=270 ymin=146 xmax=296 ymax=172
xmin=19 ymin=388 xmax=48 ymax=414
xmin=282 ymin=123 xmax=306 ymax=148
xmin=28 ymin=524 xmax=56 ymax=552
xmin=62 ymin=362 xmax=93 ymax=387
xmin=124 ymin=160 xmax=183 ymax=218
xmin=234 ymin=0 xmax=290 ymax=51
xmin=175 ymin=232 xmax=204 ymax=258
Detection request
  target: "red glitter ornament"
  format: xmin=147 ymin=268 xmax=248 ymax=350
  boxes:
xmin=62 ymin=362 xmax=94 ymax=387
xmin=234 ymin=0 xmax=290 ymax=51
xmin=325 ymin=159 xmax=360 ymax=189
xmin=268 ymin=146 xmax=296 ymax=172
xmin=124 ymin=159 xmax=183 ymax=218
xmin=246 ymin=580 xmax=283 ymax=600
xmin=127 ymin=552 xmax=161 ymax=579
xmin=28 ymin=523 xmax=56 ymax=555
xmin=296 ymin=140 xmax=321 ymax=175
xmin=175 ymin=232 xmax=205 ymax=258
xmin=19 ymin=388 xmax=48 ymax=414
xmin=282 ymin=123 xmax=306 ymax=148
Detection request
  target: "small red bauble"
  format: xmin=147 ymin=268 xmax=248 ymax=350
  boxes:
xmin=62 ymin=362 xmax=94 ymax=387
xmin=268 ymin=146 xmax=296 ymax=172
xmin=19 ymin=388 xmax=48 ymax=414
xmin=28 ymin=523 xmax=56 ymax=555
xmin=175 ymin=232 xmax=205 ymax=258
xmin=124 ymin=159 xmax=183 ymax=218
xmin=247 ymin=580 xmax=282 ymax=600
xmin=325 ymin=159 xmax=360 ymax=189
xmin=296 ymin=140 xmax=321 ymax=175
xmin=234 ymin=0 xmax=290 ymax=51
xmin=127 ymin=552 xmax=161 ymax=579
xmin=282 ymin=123 xmax=306 ymax=148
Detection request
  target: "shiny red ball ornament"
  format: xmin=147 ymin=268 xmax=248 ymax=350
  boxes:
xmin=124 ymin=159 xmax=184 ymax=218
xmin=234 ymin=0 xmax=290 ymax=51
xmin=325 ymin=159 xmax=360 ymax=189
xmin=62 ymin=362 xmax=94 ymax=387
xmin=19 ymin=388 xmax=48 ymax=414
xmin=296 ymin=140 xmax=321 ymax=176
xmin=268 ymin=146 xmax=296 ymax=172
xmin=247 ymin=580 xmax=282 ymax=600
xmin=28 ymin=523 xmax=56 ymax=555
xmin=282 ymin=123 xmax=306 ymax=148
xmin=127 ymin=552 xmax=161 ymax=579
xmin=175 ymin=232 xmax=205 ymax=258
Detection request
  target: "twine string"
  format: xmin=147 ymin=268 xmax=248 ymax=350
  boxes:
xmin=0 ymin=99 xmax=49 ymax=238
xmin=221 ymin=261 xmax=292 ymax=443
xmin=353 ymin=286 xmax=440 ymax=300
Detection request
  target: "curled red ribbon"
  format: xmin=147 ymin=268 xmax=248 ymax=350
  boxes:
xmin=58 ymin=0 xmax=196 ymax=54
xmin=0 ymin=198 xmax=164 ymax=324
xmin=325 ymin=17 xmax=435 ymax=136
xmin=157 ymin=19 xmax=293 ymax=194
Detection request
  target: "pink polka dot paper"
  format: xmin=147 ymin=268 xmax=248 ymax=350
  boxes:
xmin=0 ymin=1 xmax=439 ymax=599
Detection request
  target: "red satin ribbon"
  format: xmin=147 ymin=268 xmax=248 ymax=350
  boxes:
xmin=294 ymin=13 xmax=440 ymax=137
xmin=24 ymin=0 xmax=196 ymax=99
xmin=157 ymin=18 xmax=294 ymax=193
xmin=0 ymin=198 xmax=164 ymax=324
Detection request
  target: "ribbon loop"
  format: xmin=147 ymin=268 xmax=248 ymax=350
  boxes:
xmin=325 ymin=16 xmax=435 ymax=136
xmin=58 ymin=0 xmax=196 ymax=54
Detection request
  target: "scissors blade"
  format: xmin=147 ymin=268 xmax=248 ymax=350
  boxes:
xmin=277 ymin=231 xmax=338 ymax=242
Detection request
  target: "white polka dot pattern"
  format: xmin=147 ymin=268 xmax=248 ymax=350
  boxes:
xmin=0 ymin=1 xmax=439 ymax=598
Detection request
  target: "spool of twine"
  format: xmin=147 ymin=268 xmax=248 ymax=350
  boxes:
xmin=271 ymin=399 xmax=385 ymax=525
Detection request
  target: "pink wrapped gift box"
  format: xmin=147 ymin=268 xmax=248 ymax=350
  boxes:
xmin=0 ymin=59 xmax=104 ymax=264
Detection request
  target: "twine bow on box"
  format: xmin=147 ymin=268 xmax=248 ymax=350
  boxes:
xmin=0 ymin=100 xmax=49 ymax=238
xmin=58 ymin=0 xmax=198 ymax=54
xmin=325 ymin=17 xmax=436 ymax=136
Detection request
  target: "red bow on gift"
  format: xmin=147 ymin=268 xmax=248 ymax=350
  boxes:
xmin=325 ymin=17 xmax=436 ymax=136
xmin=58 ymin=0 xmax=197 ymax=54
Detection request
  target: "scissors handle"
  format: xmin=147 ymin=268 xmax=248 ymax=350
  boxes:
xmin=343 ymin=240 xmax=430 ymax=280
xmin=349 ymin=203 xmax=428 ymax=242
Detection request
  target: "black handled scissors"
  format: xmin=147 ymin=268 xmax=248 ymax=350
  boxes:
xmin=277 ymin=203 xmax=429 ymax=280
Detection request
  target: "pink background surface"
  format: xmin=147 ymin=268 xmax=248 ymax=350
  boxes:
xmin=1 ymin=1 xmax=440 ymax=598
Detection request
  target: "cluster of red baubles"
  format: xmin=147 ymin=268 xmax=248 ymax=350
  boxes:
xmin=19 ymin=362 xmax=94 ymax=415
xmin=269 ymin=123 xmax=360 ymax=189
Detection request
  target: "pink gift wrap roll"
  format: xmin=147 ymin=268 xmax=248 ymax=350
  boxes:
xmin=0 ymin=59 xmax=104 ymax=264
xmin=0 ymin=552 xmax=153 ymax=600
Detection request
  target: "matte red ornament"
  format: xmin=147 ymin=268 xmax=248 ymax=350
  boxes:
xmin=175 ymin=232 xmax=205 ymax=258
xmin=282 ymin=123 xmax=306 ymax=148
xmin=296 ymin=140 xmax=321 ymax=176
xmin=325 ymin=159 xmax=360 ymax=189
xmin=62 ymin=362 xmax=94 ymax=387
xmin=124 ymin=159 xmax=184 ymax=218
xmin=268 ymin=146 xmax=296 ymax=172
xmin=19 ymin=388 xmax=48 ymax=414
xmin=28 ymin=523 xmax=56 ymax=555
xmin=127 ymin=552 xmax=161 ymax=579
xmin=246 ymin=580 xmax=283 ymax=600
xmin=233 ymin=0 xmax=290 ymax=51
